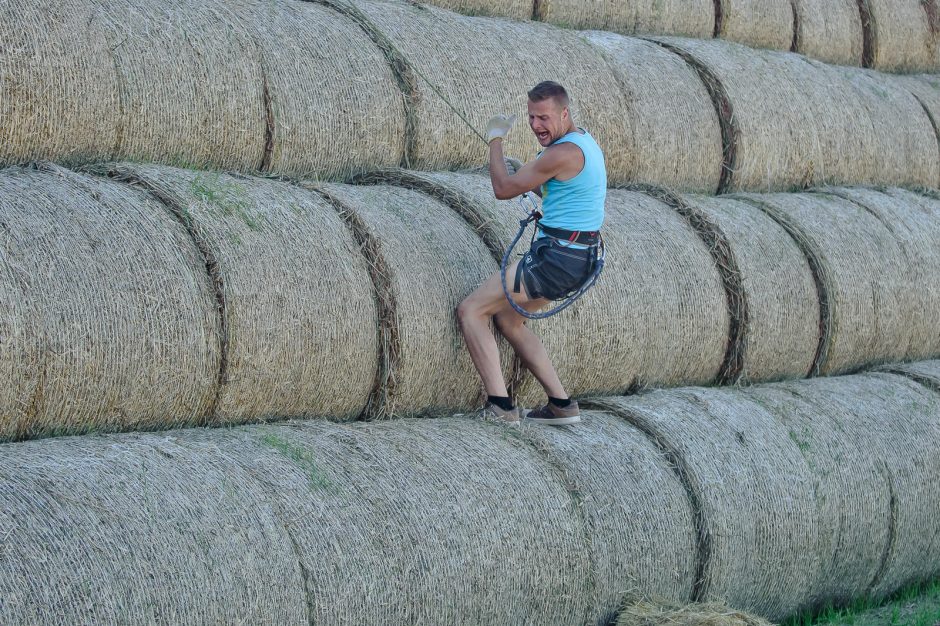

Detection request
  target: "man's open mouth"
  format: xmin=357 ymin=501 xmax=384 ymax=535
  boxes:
xmin=537 ymin=131 xmax=550 ymax=141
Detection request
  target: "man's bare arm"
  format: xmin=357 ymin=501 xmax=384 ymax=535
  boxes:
xmin=489 ymin=141 xmax=581 ymax=200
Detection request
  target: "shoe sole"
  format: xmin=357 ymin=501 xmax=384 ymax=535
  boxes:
xmin=526 ymin=415 xmax=581 ymax=426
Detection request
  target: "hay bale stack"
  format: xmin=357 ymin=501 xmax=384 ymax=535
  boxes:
xmin=96 ymin=0 xmax=265 ymax=171
xmin=243 ymin=0 xmax=407 ymax=177
xmin=792 ymin=0 xmax=863 ymax=66
xmin=348 ymin=1 xmax=632 ymax=180
xmin=734 ymin=192 xmax=911 ymax=375
xmin=311 ymin=182 xmax=504 ymax=416
xmin=589 ymin=389 xmax=819 ymax=621
xmin=865 ymin=0 xmax=939 ymax=72
xmin=105 ymin=164 xmax=379 ymax=423
xmin=0 ymin=164 xmax=219 ymax=441
xmin=823 ymin=187 xmax=940 ymax=363
xmin=0 ymin=417 xmax=595 ymax=624
xmin=717 ymin=0 xmax=794 ymax=52
xmin=679 ymin=194 xmax=819 ymax=383
xmin=750 ymin=373 xmax=940 ymax=598
xmin=880 ymin=358 xmax=940 ymax=389
xmin=0 ymin=431 xmax=308 ymax=624
xmin=0 ymin=0 xmax=120 ymax=165
xmin=892 ymin=74 xmax=940 ymax=185
xmin=584 ymin=33 xmax=723 ymax=193
xmin=652 ymin=38 xmax=938 ymax=191
xmin=519 ymin=412 xmax=696 ymax=620
xmin=533 ymin=0 xmax=713 ymax=38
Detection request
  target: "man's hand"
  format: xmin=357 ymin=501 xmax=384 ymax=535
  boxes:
xmin=486 ymin=114 xmax=516 ymax=144
xmin=504 ymin=156 xmax=523 ymax=175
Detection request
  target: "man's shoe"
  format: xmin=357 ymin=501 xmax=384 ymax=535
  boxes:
xmin=525 ymin=400 xmax=580 ymax=425
xmin=481 ymin=402 xmax=521 ymax=424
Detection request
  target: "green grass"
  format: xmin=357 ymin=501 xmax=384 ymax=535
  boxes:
xmin=783 ymin=579 xmax=940 ymax=626
xmin=260 ymin=433 xmax=335 ymax=492
xmin=190 ymin=173 xmax=259 ymax=231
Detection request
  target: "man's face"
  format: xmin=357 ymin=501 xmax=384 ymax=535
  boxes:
xmin=527 ymin=97 xmax=569 ymax=147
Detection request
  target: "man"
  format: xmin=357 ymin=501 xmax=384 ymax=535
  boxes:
xmin=456 ymin=81 xmax=607 ymax=426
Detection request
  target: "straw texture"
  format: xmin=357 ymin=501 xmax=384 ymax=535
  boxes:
xmin=245 ymin=0 xmax=406 ymax=177
xmin=865 ymin=0 xmax=939 ymax=72
xmin=617 ymin=601 xmax=774 ymax=626
xmin=97 ymin=0 xmax=265 ymax=171
xmin=653 ymin=38 xmax=938 ymax=192
xmin=0 ymin=0 xmax=120 ymax=165
xmin=418 ymin=0 xmax=531 ymax=19
xmin=717 ymin=0 xmax=794 ymax=52
xmin=312 ymin=182 xmax=502 ymax=416
xmin=584 ymin=33 xmax=723 ymax=193
xmin=534 ymin=0 xmax=714 ymax=38
xmin=590 ymin=389 xmax=819 ymax=621
xmin=0 ymin=417 xmax=595 ymax=624
xmin=518 ymin=411 xmax=696 ymax=621
xmin=680 ymin=194 xmax=818 ymax=383
xmin=349 ymin=1 xmax=631 ymax=177
xmin=750 ymin=373 xmax=940 ymax=599
xmin=792 ymin=0 xmax=863 ymax=65
xmin=734 ymin=192 xmax=910 ymax=376
xmin=892 ymin=74 xmax=940 ymax=187
xmin=880 ymin=358 xmax=940 ymax=389
xmin=0 ymin=164 xmax=219 ymax=441
xmin=106 ymin=164 xmax=379 ymax=423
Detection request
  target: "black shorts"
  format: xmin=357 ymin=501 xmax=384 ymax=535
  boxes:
xmin=515 ymin=237 xmax=597 ymax=301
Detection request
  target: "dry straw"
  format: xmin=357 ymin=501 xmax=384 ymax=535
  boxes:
xmin=533 ymin=0 xmax=713 ymax=38
xmin=0 ymin=0 xmax=120 ymax=165
xmin=792 ymin=0 xmax=863 ymax=66
xmin=879 ymin=359 xmax=940 ymax=390
xmin=734 ymin=192 xmax=911 ymax=376
xmin=590 ymin=389 xmax=819 ymax=622
xmin=584 ymin=33 xmax=723 ymax=192
xmin=717 ymin=0 xmax=793 ymax=52
xmin=750 ymin=373 xmax=940 ymax=599
xmin=417 ymin=0 xmax=532 ymax=19
xmin=243 ymin=0 xmax=407 ymax=178
xmin=97 ymin=0 xmax=266 ymax=171
xmin=678 ymin=194 xmax=818 ymax=383
xmin=0 ymin=417 xmax=595 ymax=624
xmin=106 ymin=164 xmax=379 ymax=424
xmin=517 ymin=411 xmax=696 ymax=621
xmin=0 ymin=164 xmax=219 ymax=442
xmin=348 ymin=1 xmax=632 ymax=178
xmin=863 ymin=0 xmax=939 ymax=72
xmin=310 ymin=182 xmax=503 ymax=417
xmin=617 ymin=600 xmax=773 ymax=626
xmin=891 ymin=74 xmax=940 ymax=186
xmin=652 ymin=38 xmax=938 ymax=191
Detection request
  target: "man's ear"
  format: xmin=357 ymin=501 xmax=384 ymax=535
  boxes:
xmin=561 ymin=106 xmax=569 ymax=120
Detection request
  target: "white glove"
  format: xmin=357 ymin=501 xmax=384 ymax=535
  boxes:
xmin=485 ymin=114 xmax=516 ymax=144
xmin=504 ymin=156 xmax=523 ymax=175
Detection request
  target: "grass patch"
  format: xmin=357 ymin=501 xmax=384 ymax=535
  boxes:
xmin=190 ymin=173 xmax=259 ymax=230
xmin=783 ymin=579 xmax=940 ymax=625
xmin=260 ymin=433 xmax=334 ymax=492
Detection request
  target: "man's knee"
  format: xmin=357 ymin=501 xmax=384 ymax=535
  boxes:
xmin=456 ymin=297 xmax=482 ymax=330
xmin=494 ymin=310 xmax=525 ymax=337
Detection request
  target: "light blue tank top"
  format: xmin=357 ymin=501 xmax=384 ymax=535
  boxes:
xmin=539 ymin=129 xmax=607 ymax=232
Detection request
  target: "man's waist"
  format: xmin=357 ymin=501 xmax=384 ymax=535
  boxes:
xmin=537 ymin=224 xmax=601 ymax=247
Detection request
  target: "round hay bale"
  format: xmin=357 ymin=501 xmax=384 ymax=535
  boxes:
xmin=717 ymin=0 xmax=794 ymax=52
xmin=0 ymin=0 xmax=120 ymax=165
xmin=518 ymin=411 xmax=696 ymax=621
xmin=243 ymin=0 xmax=407 ymax=178
xmin=417 ymin=0 xmax=531 ymax=20
xmin=741 ymin=381 xmax=893 ymax=607
xmin=0 ymin=431 xmax=308 ymax=624
xmin=533 ymin=0 xmax=713 ymax=39
xmin=824 ymin=187 xmax=940 ymax=363
xmin=650 ymin=38 xmax=824 ymax=193
xmin=792 ymin=0 xmax=863 ymax=66
xmin=752 ymin=372 xmax=940 ymax=599
xmin=865 ymin=0 xmax=938 ymax=72
xmin=350 ymin=1 xmax=633 ymax=180
xmin=679 ymin=194 xmax=818 ymax=383
xmin=584 ymin=33 xmax=723 ymax=193
xmin=617 ymin=600 xmax=774 ymax=626
xmin=0 ymin=164 xmax=219 ymax=441
xmin=734 ymin=192 xmax=911 ymax=375
xmin=879 ymin=358 xmax=940 ymax=389
xmin=311 ymin=182 xmax=504 ymax=416
xmin=891 ymin=74 xmax=940 ymax=186
xmin=589 ymin=388 xmax=819 ymax=622
xmin=0 ymin=254 xmax=39 ymax=438
xmin=96 ymin=0 xmax=266 ymax=171
xmin=105 ymin=164 xmax=379 ymax=423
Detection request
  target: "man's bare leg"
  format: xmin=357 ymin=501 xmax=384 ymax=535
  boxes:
xmin=457 ymin=260 xmax=565 ymax=399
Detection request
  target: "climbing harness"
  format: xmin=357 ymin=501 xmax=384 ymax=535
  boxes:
xmin=499 ymin=193 xmax=605 ymax=320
